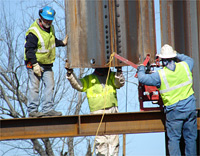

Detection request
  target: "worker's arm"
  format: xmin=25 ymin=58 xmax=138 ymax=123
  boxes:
xmin=25 ymin=33 xmax=38 ymax=64
xmin=114 ymin=67 xmax=125 ymax=88
xmin=176 ymin=53 xmax=194 ymax=71
xmin=55 ymin=38 xmax=65 ymax=47
xmin=65 ymin=60 xmax=83 ymax=91
xmin=137 ymin=65 xmax=161 ymax=88
xmin=66 ymin=72 xmax=83 ymax=92
xmin=55 ymin=35 xmax=68 ymax=47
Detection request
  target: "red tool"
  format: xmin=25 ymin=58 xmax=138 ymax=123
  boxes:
xmin=138 ymin=83 xmax=163 ymax=111
xmin=114 ymin=53 xmax=150 ymax=77
xmin=113 ymin=53 xmax=163 ymax=111
xmin=114 ymin=53 xmax=150 ymax=68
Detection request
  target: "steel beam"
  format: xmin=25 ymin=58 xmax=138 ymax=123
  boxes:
xmin=0 ymin=109 xmax=199 ymax=141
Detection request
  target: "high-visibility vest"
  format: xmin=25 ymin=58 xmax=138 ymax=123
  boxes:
xmin=24 ymin=19 xmax=56 ymax=64
xmin=158 ymin=62 xmax=194 ymax=106
xmin=80 ymin=72 xmax=118 ymax=112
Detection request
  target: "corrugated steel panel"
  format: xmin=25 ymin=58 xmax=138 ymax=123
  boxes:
xmin=160 ymin=0 xmax=175 ymax=47
xmin=65 ymin=0 xmax=110 ymax=68
xmin=160 ymin=0 xmax=200 ymax=108
xmin=65 ymin=0 xmax=156 ymax=68
xmin=115 ymin=0 xmax=156 ymax=66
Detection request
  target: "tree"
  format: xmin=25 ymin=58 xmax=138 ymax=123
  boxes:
xmin=0 ymin=0 xmax=93 ymax=156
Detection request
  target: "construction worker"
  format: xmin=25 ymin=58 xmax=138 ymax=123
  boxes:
xmin=65 ymin=62 xmax=125 ymax=156
xmin=137 ymin=44 xmax=197 ymax=156
xmin=24 ymin=6 xmax=68 ymax=117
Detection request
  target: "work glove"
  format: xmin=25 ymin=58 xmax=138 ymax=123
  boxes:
xmin=62 ymin=35 xmax=69 ymax=46
xmin=65 ymin=59 xmax=73 ymax=76
xmin=33 ymin=63 xmax=43 ymax=77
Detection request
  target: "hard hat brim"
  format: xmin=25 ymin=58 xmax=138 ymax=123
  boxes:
xmin=158 ymin=51 xmax=177 ymax=59
xmin=40 ymin=13 xmax=54 ymax=20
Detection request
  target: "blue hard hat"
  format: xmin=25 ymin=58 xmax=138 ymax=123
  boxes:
xmin=39 ymin=6 xmax=56 ymax=20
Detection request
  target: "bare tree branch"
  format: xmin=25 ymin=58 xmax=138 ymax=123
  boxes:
xmin=42 ymin=138 xmax=55 ymax=156
xmin=31 ymin=139 xmax=46 ymax=156
xmin=0 ymin=85 xmax=18 ymax=118
xmin=0 ymin=1 xmax=94 ymax=155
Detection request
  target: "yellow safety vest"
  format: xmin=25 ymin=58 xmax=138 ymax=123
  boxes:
xmin=158 ymin=62 xmax=194 ymax=106
xmin=80 ymin=72 xmax=118 ymax=112
xmin=24 ymin=19 xmax=56 ymax=64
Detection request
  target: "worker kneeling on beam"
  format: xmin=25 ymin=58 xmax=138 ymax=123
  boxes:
xmin=65 ymin=62 xmax=125 ymax=156
xmin=137 ymin=44 xmax=197 ymax=156
xmin=24 ymin=6 xmax=68 ymax=117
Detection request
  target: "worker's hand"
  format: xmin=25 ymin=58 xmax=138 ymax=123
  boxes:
xmin=175 ymin=51 xmax=180 ymax=57
xmin=116 ymin=67 xmax=122 ymax=72
xmin=65 ymin=59 xmax=73 ymax=76
xmin=33 ymin=63 xmax=43 ymax=77
xmin=63 ymin=35 xmax=68 ymax=46
xmin=116 ymin=67 xmax=122 ymax=76
xmin=137 ymin=64 xmax=145 ymax=73
xmin=139 ymin=64 xmax=145 ymax=66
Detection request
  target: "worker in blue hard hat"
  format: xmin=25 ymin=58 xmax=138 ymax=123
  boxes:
xmin=39 ymin=6 xmax=55 ymax=28
xmin=137 ymin=44 xmax=197 ymax=156
xmin=65 ymin=61 xmax=125 ymax=156
xmin=24 ymin=6 xmax=69 ymax=117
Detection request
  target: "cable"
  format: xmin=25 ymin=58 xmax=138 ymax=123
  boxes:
xmin=91 ymin=0 xmax=117 ymax=154
xmin=91 ymin=52 xmax=115 ymax=156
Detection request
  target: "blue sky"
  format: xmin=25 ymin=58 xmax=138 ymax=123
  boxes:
xmin=0 ymin=0 xmax=166 ymax=155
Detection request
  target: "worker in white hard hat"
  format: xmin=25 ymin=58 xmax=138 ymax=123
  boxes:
xmin=65 ymin=61 xmax=125 ymax=156
xmin=24 ymin=6 xmax=69 ymax=117
xmin=137 ymin=44 xmax=197 ymax=156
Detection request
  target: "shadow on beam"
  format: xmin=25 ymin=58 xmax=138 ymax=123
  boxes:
xmin=0 ymin=109 xmax=199 ymax=141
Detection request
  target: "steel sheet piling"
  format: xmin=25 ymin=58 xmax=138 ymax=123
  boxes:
xmin=65 ymin=0 xmax=156 ymax=68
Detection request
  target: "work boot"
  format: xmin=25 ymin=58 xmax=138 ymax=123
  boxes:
xmin=29 ymin=111 xmax=45 ymax=117
xmin=44 ymin=110 xmax=62 ymax=116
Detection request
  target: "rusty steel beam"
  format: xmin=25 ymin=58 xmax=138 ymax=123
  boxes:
xmin=114 ymin=0 xmax=157 ymax=65
xmin=65 ymin=0 xmax=156 ymax=68
xmin=0 ymin=109 xmax=200 ymax=141
xmin=160 ymin=0 xmax=200 ymax=108
xmin=65 ymin=0 xmax=110 ymax=68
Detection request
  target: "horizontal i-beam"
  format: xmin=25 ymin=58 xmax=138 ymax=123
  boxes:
xmin=0 ymin=110 xmax=200 ymax=140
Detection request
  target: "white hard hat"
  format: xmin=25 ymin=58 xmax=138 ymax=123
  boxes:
xmin=158 ymin=44 xmax=177 ymax=59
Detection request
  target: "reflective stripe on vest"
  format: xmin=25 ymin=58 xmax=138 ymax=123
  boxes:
xmin=158 ymin=61 xmax=194 ymax=106
xmin=29 ymin=27 xmax=56 ymax=53
xmin=159 ymin=62 xmax=192 ymax=94
xmin=24 ymin=20 xmax=56 ymax=64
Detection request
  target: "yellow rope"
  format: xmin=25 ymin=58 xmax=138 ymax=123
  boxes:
xmin=91 ymin=52 xmax=116 ymax=156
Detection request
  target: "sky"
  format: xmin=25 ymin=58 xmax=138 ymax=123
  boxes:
xmin=0 ymin=0 xmax=166 ymax=156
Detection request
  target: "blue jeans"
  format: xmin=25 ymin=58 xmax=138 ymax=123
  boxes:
xmin=27 ymin=66 xmax=55 ymax=113
xmin=166 ymin=108 xmax=197 ymax=156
